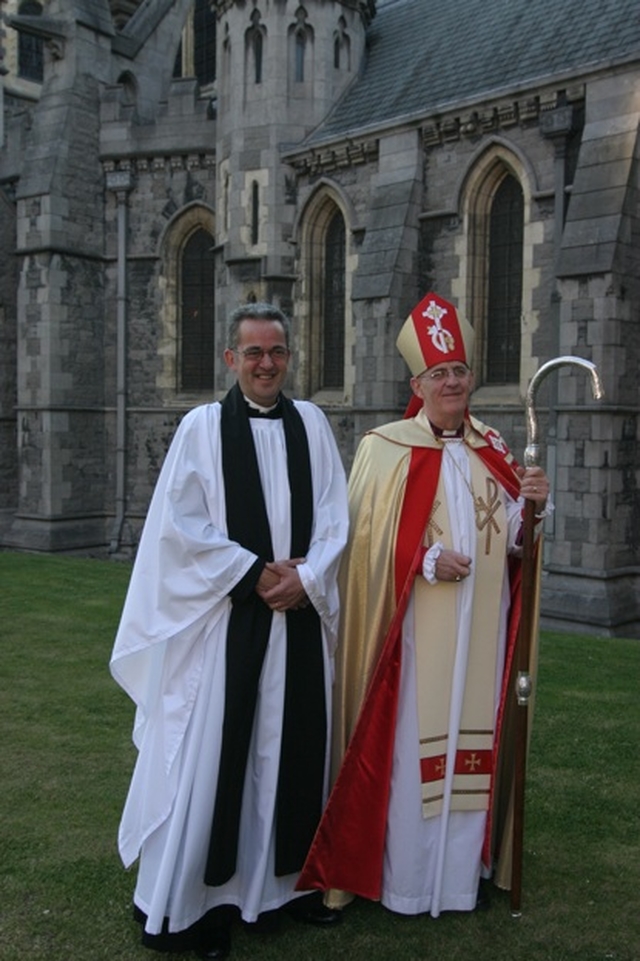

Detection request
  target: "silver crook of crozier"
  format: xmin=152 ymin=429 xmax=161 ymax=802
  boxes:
xmin=524 ymin=356 xmax=605 ymax=468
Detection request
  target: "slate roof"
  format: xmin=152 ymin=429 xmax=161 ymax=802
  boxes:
xmin=305 ymin=0 xmax=640 ymax=145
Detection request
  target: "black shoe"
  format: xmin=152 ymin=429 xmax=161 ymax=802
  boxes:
xmin=195 ymin=928 xmax=231 ymax=960
xmin=287 ymin=893 xmax=343 ymax=927
xmin=474 ymin=881 xmax=491 ymax=912
xmin=242 ymin=909 xmax=282 ymax=936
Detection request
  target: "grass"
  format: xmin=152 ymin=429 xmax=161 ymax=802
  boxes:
xmin=0 ymin=550 xmax=638 ymax=961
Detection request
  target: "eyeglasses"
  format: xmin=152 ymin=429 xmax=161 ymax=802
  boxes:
xmin=232 ymin=346 xmax=290 ymax=362
xmin=424 ymin=365 xmax=470 ymax=382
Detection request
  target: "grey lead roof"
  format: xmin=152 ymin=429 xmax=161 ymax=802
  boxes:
xmin=305 ymin=0 xmax=640 ymax=144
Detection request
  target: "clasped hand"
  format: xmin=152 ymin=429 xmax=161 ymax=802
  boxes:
xmin=434 ymin=549 xmax=472 ymax=583
xmin=256 ymin=558 xmax=310 ymax=612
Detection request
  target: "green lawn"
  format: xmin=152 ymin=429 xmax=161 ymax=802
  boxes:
xmin=0 ymin=551 xmax=638 ymax=961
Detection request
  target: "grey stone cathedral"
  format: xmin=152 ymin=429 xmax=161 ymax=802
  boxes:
xmin=1 ymin=0 xmax=639 ymax=636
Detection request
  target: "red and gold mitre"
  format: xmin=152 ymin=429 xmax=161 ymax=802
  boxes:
xmin=396 ymin=292 xmax=475 ymax=375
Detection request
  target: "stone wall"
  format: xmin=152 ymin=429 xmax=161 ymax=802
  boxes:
xmin=0 ymin=191 xmax=18 ymax=514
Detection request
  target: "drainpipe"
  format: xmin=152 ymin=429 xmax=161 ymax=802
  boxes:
xmin=106 ymin=166 xmax=133 ymax=554
xmin=540 ymin=105 xmax=576 ymax=539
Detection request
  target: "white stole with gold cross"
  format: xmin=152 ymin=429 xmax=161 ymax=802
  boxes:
xmin=414 ymin=439 xmax=508 ymax=819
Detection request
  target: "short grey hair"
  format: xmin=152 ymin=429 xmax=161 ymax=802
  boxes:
xmin=227 ymin=302 xmax=291 ymax=349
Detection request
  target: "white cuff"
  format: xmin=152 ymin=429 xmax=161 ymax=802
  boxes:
xmin=535 ymin=497 xmax=555 ymax=521
xmin=422 ymin=541 xmax=444 ymax=585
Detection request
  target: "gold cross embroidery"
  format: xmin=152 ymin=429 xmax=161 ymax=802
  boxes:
xmin=464 ymin=752 xmax=482 ymax=772
xmin=427 ymin=499 xmax=444 ymax=539
xmin=474 ymin=477 xmax=501 ymax=555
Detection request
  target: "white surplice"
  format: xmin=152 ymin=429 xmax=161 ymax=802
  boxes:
xmin=110 ymin=400 xmax=348 ymax=932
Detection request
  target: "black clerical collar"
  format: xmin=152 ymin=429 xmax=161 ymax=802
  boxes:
xmin=430 ymin=420 xmax=464 ymax=439
xmin=244 ymin=396 xmax=283 ymax=419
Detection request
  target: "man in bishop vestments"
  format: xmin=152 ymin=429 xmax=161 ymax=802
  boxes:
xmin=297 ymin=292 xmax=551 ymax=918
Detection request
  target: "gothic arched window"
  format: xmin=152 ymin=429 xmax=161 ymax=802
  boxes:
xmin=251 ymin=181 xmax=260 ymax=246
xmin=321 ymin=210 xmax=346 ymax=389
xmin=194 ymin=0 xmax=216 ymax=86
xmin=173 ymin=0 xmax=216 ymax=84
xmin=295 ymin=32 xmax=306 ymax=82
xmin=17 ymin=1 xmax=44 ymax=83
xmin=486 ymin=175 xmax=523 ymax=384
xmin=333 ymin=17 xmax=350 ymax=71
xmin=180 ymin=228 xmax=215 ymax=391
xmin=252 ymin=28 xmax=263 ymax=84
xmin=289 ymin=9 xmax=313 ymax=87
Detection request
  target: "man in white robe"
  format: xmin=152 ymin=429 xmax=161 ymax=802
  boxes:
xmin=111 ymin=303 xmax=349 ymax=959
xmin=298 ymin=292 xmax=551 ymax=919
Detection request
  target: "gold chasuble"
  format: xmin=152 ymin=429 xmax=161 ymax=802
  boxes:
xmin=297 ymin=410 xmax=534 ymax=903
